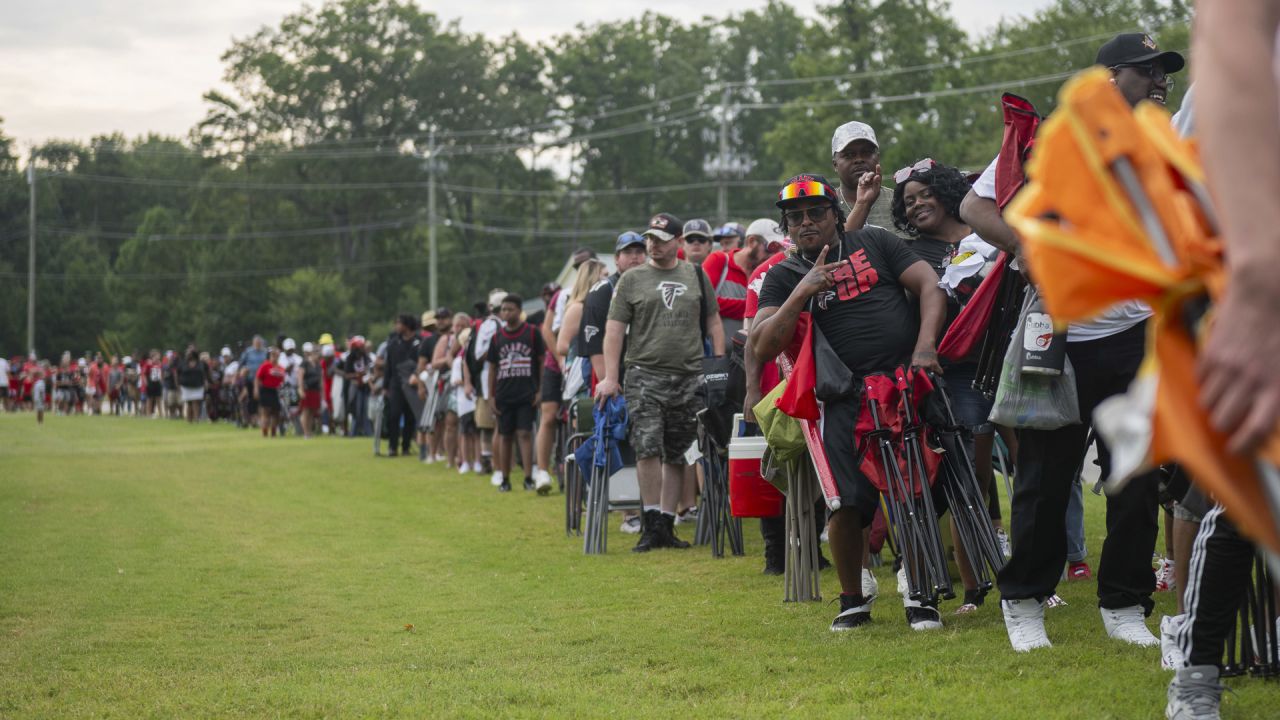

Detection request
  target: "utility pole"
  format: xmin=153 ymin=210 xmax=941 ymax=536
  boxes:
xmin=26 ymin=151 xmax=36 ymax=355
xmin=716 ymin=86 xmax=730 ymax=226
xmin=427 ymin=129 xmax=438 ymax=309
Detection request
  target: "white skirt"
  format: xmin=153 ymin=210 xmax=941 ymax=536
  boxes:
xmin=180 ymin=386 xmax=204 ymax=403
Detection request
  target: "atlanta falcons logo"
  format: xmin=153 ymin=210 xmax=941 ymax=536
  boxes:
xmin=657 ymin=281 xmax=687 ymax=310
xmin=583 ymin=325 xmax=599 ymax=343
xmin=816 ymin=289 xmax=837 ymax=310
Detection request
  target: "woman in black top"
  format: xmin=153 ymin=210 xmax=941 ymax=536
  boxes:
xmin=178 ymin=349 xmax=207 ymax=423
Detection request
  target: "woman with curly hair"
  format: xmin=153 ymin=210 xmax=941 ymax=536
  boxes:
xmin=892 ymin=159 xmax=1005 ymax=615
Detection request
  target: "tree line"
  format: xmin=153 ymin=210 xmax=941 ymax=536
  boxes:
xmin=0 ymin=0 xmax=1191 ymax=356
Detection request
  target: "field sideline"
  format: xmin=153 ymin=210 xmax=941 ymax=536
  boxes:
xmin=2 ymin=414 xmax=1277 ymax=718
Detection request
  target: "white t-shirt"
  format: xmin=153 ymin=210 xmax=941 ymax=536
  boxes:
xmin=278 ymin=352 xmax=303 ymax=385
xmin=472 ymin=316 xmax=500 ymax=398
xmin=0 ymin=357 xmax=9 ymax=387
xmin=974 ymin=156 xmax=1151 ymax=342
xmin=550 ymin=289 xmax=569 ymax=334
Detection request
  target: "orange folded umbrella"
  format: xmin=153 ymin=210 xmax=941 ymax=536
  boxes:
xmin=1005 ymin=68 xmax=1280 ymax=564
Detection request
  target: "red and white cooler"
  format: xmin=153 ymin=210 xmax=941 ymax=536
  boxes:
xmin=728 ymin=414 xmax=785 ymax=518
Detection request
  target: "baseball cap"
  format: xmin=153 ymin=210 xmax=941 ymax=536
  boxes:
xmin=642 ymin=213 xmax=683 ymax=242
xmin=282 ymin=338 xmax=297 ymax=351
xmin=745 ymin=218 xmax=786 ymax=249
xmin=220 ymin=346 xmax=232 ymax=357
xmin=1095 ymin=33 xmax=1184 ymax=73
xmin=487 ymin=289 xmax=507 ymax=310
xmin=713 ymin=222 xmax=745 ymax=239
xmin=776 ymin=174 xmax=841 ymax=208
xmin=349 ymin=335 xmax=366 ymax=348
xmin=318 ymin=332 xmax=334 ymax=346
xmin=615 ymin=231 xmax=645 ymax=252
xmin=434 ymin=306 xmax=452 ymax=319
xmin=302 ymin=341 xmax=315 ymax=353
xmin=831 ymin=120 xmax=879 ymax=156
xmin=682 ymin=218 xmax=713 ymax=239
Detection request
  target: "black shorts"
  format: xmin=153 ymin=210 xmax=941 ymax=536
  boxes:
xmin=459 ymin=412 xmax=477 ymax=434
xmin=259 ymin=387 xmax=280 ymax=411
xmin=821 ymin=395 xmax=881 ymax=528
xmin=496 ymin=400 xmax=535 ymax=435
xmin=147 ymin=381 xmax=163 ymax=399
xmin=541 ymin=365 xmax=563 ymax=404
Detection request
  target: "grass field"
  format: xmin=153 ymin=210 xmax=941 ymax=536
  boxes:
xmin=2 ymin=414 xmax=1278 ymax=719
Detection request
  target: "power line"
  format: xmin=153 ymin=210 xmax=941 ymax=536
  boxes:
xmin=37 ymin=215 xmax=419 ymax=242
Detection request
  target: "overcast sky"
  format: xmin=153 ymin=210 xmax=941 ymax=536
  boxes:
xmin=0 ymin=0 xmax=1052 ymax=149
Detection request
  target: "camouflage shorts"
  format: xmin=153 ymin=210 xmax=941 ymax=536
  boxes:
xmin=623 ymin=366 xmax=701 ymax=464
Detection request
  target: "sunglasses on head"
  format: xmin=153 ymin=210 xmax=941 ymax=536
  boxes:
xmin=893 ymin=158 xmax=938 ymax=185
xmin=783 ymin=206 xmax=833 ymax=226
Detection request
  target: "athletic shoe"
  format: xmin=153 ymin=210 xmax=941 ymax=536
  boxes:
xmin=1155 ymin=557 xmax=1176 ymax=592
xmin=904 ymin=598 xmax=943 ymax=631
xmin=862 ymin=569 xmax=879 ymax=601
xmin=675 ymin=506 xmax=699 ymax=525
xmin=955 ymin=603 xmax=980 ymax=615
xmin=387 ymin=449 xmax=398 ymax=458
xmin=1002 ymin=598 xmax=1052 ymax=652
xmin=1068 ymin=561 xmax=1093 ymax=581
xmin=458 ymin=462 xmax=471 ymax=474
xmin=498 ymin=478 xmax=512 ymax=493
xmin=1046 ymin=594 xmax=1068 ymax=608
xmin=896 ymin=566 xmax=908 ymax=596
xmin=619 ymin=515 xmax=641 ymax=534
xmin=996 ymin=528 xmax=1012 ymax=559
xmin=480 ymin=456 xmax=493 ymax=475
xmin=831 ymin=594 xmax=873 ymax=632
xmin=533 ymin=468 xmax=553 ymax=495
xmin=523 ymin=477 xmax=535 ymax=491
xmin=820 ymin=527 xmax=829 ymax=544
xmin=490 ymin=471 xmax=504 ymax=487
xmin=1161 ymin=614 xmax=1188 ymax=671
xmin=1102 ymin=605 xmax=1160 ymax=646
xmin=1166 ymin=665 xmax=1223 ymax=720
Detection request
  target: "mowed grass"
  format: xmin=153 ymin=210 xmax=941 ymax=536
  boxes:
xmin=1 ymin=414 xmax=1277 ymax=719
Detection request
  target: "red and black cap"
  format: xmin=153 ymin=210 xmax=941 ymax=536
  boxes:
xmin=1096 ymin=33 xmax=1185 ymax=73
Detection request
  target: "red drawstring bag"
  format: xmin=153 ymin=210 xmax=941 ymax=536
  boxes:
xmin=938 ymin=251 xmax=1008 ymax=361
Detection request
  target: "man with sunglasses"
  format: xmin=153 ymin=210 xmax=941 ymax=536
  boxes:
xmin=830 ymin=121 xmax=896 ymax=233
xmin=752 ymin=174 xmax=946 ymax=632
xmin=958 ymin=32 xmax=1185 ymax=654
xmin=682 ymin=219 xmax=715 ymax=266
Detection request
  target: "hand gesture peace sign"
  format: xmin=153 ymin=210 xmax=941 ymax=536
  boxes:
xmin=799 ymin=244 xmax=845 ymax=299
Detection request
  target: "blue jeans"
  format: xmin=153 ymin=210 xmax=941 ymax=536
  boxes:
xmin=349 ymin=389 xmax=370 ymax=436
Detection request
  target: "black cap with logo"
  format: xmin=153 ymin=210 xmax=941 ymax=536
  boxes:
xmin=642 ymin=213 xmax=684 ymax=242
xmin=1096 ymin=33 xmax=1185 ymax=73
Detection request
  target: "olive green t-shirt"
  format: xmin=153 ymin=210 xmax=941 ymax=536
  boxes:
xmin=607 ymin=260 xmax=717 ymax=375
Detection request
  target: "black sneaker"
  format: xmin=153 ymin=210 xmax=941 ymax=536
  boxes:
xmin=831 ymin=594 xmax=873 ymax=632
xmin=523 ymin=478 xmax=535 ymax=491
xmin=905 ymin=600 xmax=944 ymax=631
xmin=498 ymin=478 xmax=512 ymax=493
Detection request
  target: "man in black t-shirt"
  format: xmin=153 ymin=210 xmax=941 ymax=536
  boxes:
xmin=753 ymin=174 xmax=945 ymax=632
xmin=382 ymin=314 xmax=422 ymax=457
xmin=487 ymin=295 xmax=544 ymax=493
xmin=579 ymin=232 xmax=648 ymax=384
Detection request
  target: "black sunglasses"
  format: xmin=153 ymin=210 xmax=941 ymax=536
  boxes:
xmin=1111 ymin=63 xmax=1175 ymax=89
xmin=783 ymin=206 xmax=832 ymax=226
xmin=684 ymin=235 xmax=711 ymax=245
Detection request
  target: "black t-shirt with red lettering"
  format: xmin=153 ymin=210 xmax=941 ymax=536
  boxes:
xmin=758 ymin=227 xmax=922 ymax=378
xmin=486 ymin=322 xmax=544 ymax=404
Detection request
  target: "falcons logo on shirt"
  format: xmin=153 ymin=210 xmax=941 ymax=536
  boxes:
xmin=816 ymin=289 xmax=837 ymax=310
xmin=657 ymin=281 xmax=687 ymax=310
xmin=583 ymin=325 xmax=599 ymax=343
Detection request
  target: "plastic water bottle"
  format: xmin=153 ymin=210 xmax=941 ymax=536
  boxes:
xmin=1021 ymin=293 xmax=1066 ymax=376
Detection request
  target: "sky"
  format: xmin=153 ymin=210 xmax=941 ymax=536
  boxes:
xmin=0 ymin=0 xmax=1053 ymax=150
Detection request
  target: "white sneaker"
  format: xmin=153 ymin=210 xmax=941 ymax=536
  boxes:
xmin=1046 ymin=593 xmax=1068 ymax=608
xmin=458 ymin=462 xmax=471 ymax=475
xmin=896 ymin=566 xmax=908 ymax=596
xmin=619 ymin=515 xmax=641 ymax=534
xmin=1002 ymin=598 xmax=1052 ymax=652
xmin=1102 ymin=605 xmax=1160 ymax=646
xmin=1161 ymin=614 xmax=1188 ymax=670
xmin=490 ymin=471 xmax=504 ymax=487
xmin=862 ymin=568 xmax=879 ymax=601
xmin=533 ymin=468 xmax=553 ymax=496
xmin=1166 ymin=665 xmax=1224 ymax=720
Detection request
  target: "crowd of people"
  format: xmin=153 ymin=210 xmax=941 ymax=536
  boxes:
xmin=7 ymin=26 xmax=1280 ymax=719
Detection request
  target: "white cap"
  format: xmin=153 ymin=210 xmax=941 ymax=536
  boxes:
xmin=123 ymin=355 xmax=133 ymax=365
xmin=220 ymin=346 xmax=232 ymax=357
xmin=488 ymin=290 xmax=507 ymax=310
xmin=282 ymin=338 xmax=297 ymax=351
xmin=322 ymin=344 xmax=335 ymax=357
xmin=745 ymin=218 xmax=785 ymax=249
xmin=302 ymin=341 xmax=315 ymax=353
xmin=830 ymin=121 xmax=879 ymax=156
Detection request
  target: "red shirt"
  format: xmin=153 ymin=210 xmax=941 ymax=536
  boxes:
xmin=743 ymin=251 xmax=792 ymax=394
xmin=256 ymin=361 xmax=286 ymax=389
xmin=702 ymin=249 xmax=751 ymax=321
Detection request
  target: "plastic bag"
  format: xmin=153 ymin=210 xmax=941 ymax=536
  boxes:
xmin=988 ymin=288 xmax=1081 ymax=430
